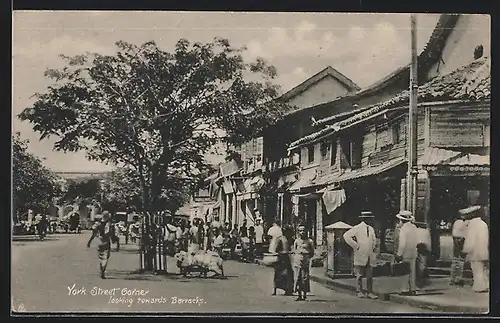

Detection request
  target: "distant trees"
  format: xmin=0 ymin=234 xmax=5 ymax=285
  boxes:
xmin=12 ymin=133 xmax=62 ymax=219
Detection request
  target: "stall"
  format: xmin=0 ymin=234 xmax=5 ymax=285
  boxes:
xmin=325 ymin=221 xmax=354 ymax=278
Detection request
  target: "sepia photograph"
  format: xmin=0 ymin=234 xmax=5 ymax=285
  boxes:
xmin=11 ymin=11 xmax=490 ymax=315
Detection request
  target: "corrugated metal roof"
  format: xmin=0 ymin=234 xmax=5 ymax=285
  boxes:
xmin=421 ymin=147 xmax=489 ymax=166
xmin=323 ymin=158 xmax=406 ymax=189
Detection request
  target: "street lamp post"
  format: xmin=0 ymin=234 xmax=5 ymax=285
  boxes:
xmin=407 ymin=14 xmax=419 ymax=214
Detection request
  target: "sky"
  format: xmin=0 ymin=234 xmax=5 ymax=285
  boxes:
xmin=12 ymin=11 xmax=441 ymax=172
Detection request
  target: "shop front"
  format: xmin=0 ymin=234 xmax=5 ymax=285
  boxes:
xmin=322 ymin=159 xmax=407 ymax=256
xmin=422 ymin=153 xmax=490 ymax=262
xmin=237 ymin=175 xmax=266 ymax=227
xmin=288 ymin=167 xmax=321 ymax=243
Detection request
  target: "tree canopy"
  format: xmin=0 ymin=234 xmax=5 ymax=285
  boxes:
xmin=12 ymin=133 xmax=62 ymax=217
xmin=19 ymin=38 xmax=288 ymax=214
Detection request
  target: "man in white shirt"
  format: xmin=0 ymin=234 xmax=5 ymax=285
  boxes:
xmin=395 ymin=210 xmax=419 ymax=296
xmin=254 ymin=217 xmax=264 ymax=258
xmin=267 ymin=219 xmax=283 ymax=253
xmin=451 ymin=212 xmax=468 ymax=285
xmin=343 ymin=211 xmax=378 ymax=299
xmin=462 ymin=205 xmax=489 ymax=293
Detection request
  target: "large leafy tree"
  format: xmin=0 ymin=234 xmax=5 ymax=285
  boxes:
xmin=19 ymin=38 xmax=287 ymax=216
xmin=63 ymin=178 xmax=101 ymax=202
xmin=100 ymin=167 xmax=192 ymax=215
xmin=12 ymin=133 xmax=62 ymax=219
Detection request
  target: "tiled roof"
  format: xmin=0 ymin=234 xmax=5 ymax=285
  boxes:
xmin=311 ymin=14 xmax=460 ymax=128
xmin=280 ymin=66 xmax=361 ymax=104
xmin=420 ymin=147 xmax=489 ymax=166
xmin=289 ymin=57 xmax=491 ymax=150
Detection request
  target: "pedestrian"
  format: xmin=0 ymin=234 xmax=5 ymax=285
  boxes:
xmin=415 ymin=221 xmax=431 ymax=288
xmin=163 ymin=217 xmax=177 ymax=256
xmin=111 ymin=217 xmax=121 ymax=252
xmin=268 ymin=219 xmax=283 ymax=253
xmin=87 ymin=217 xmax=102 ymax=247
xmin=451 ymin=211 xmax=468 ymax=286
xmin=394 ymin=210 xmax=419 ymax=296
xmin=343 ymin=211 xmax=378 ymax=299
xmin=239 ymin=218 xmax=248 ymax=238
xmin=37 ymin=214 xmax=49 ymax=241
xmin=230 ymin=223 xmax=240 ymax=258
xmin=254 ymin=217 xmax=265 ymax=259
xmin=212 ymin=227 xmax=224 ymax=256
xmin=292 ymin=224 xmax=314 ymax=301
xmin=211 ymin=216 xmax=222 ymax=231
xmin=272 ymin=225 xmax=294 ymax=296
xmin=97 ymin=211 xmax=113 ymax=279
xmin=189 ymin=219 xmax=200 ymax=254
xmin=461 ymin=205 xmax=489 ymax=293
xmin=248 ymin=226 xmax=256 ymax=262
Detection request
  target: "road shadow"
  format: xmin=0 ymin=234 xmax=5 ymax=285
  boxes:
xmin=306 ymin=299 xmax=339 ymax=303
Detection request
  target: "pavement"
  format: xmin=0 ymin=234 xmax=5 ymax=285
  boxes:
xmin=255 ymin=259 xmax=489 ymax=314
xmin=308 ymin=266 xmax=489 ymax=314
xmin=11 ymin=232 xmax=434 ymax=314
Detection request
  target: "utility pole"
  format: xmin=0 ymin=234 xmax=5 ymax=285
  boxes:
xmin=407 ymin=14 xmax=419 ymax=214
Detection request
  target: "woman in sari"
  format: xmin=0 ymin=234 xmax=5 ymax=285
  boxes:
xmin=293 ymin=224 xmax=315 ymax=301
xmin=97 ymin=211 xmax=113 ymax=279
xmin=272 ymin=225 xmax=294 ymax=296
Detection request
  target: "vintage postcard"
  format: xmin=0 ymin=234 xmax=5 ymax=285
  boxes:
xmin=12 ymin=11 xmax=490 ymax=315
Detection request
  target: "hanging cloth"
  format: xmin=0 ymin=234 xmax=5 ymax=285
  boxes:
xmin=322 ymin=189 xmax=347 ymax=214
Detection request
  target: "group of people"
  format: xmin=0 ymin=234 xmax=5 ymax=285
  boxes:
xmin=342 ymin=205 xmax=489 ymax=299
xmin=170 ymin=210 xmax=268 ymax=262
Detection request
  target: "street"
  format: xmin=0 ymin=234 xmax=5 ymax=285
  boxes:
xmin=11 ymin=233 xmax=432 ymax=314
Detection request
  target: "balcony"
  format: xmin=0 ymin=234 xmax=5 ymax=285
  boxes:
xmin=265 ymin=153 xmax=300 ymax=173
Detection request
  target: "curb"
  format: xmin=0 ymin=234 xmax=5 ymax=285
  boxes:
xmin=310 ymin=274 xmax=488 ymax=314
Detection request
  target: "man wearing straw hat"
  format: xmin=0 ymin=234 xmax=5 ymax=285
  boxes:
xmin=461 ymin=205 xmax=489 ymax=293
xmin=394 ymin=210 xmax=419 ymax=295
xmin=343 ymin=211 xmax=378 ymax=299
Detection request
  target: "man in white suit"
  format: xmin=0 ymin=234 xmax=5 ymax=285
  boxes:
xmin=343 ymin=211 xmax=378 ymax=299
xmin=394 ymin=210 xmax=418 ymax=296
xmin=461 ymin=205 xmax=489 ymax=293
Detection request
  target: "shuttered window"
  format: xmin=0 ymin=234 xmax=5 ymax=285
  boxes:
xmin=307 ymin=144 xmax=315 ymax=164
xmin=320 ymin=140 xmax=330 ymax=160
xmin=330 ymin=138 xmax=337 ymax=166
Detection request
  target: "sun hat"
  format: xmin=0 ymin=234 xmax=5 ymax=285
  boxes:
xmin=359 ymin=211 xmax=374 ymax=218
xmin=459 ymin=205 xmax=481 ymax=218
xmin=396 ymin=210 xmax=413 ymax=222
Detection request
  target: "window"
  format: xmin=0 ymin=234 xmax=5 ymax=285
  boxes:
xmin=483 ymin=124 xmax=490 ymax=147
xmin=330 ymin=139 xmax=337 ymax=166
xmin=340 ymin=136 xmax=362 ymax=169
xmin=340 ymin=139 xmax=351 ymax=169
xmin=307 ymin=145 xmax=315 ymax=164
xmin=391 ymin=123 xmax=401 ymax=144
xmin=320 ymin=140 xmax=330 ymax=160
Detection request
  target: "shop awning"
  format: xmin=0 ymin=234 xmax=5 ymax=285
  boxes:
xmin=219 ymin=160 xmax=242 ymax=178
xmin=420 ymin=148 xmax=489 ymax=175
xmin=420 ymin=147 xmax=489 ymax=166
xmin=324 ymin=158 xmax=406 ymax=189
xmin=287 ymin=167 xmax=318 ymax=192
xmin=237 ymin=175 xmax=265 ymax=200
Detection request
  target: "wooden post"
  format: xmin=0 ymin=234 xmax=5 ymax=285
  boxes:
xmin=407 ymin=14 xmax=419 ymax=214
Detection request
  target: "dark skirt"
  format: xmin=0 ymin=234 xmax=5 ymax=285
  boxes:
xmin=274 ymin=254 xmax=294 ymax=293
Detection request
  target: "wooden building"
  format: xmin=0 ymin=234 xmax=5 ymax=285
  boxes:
xmin=289 ymin=53 xmax=490 ymax=261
